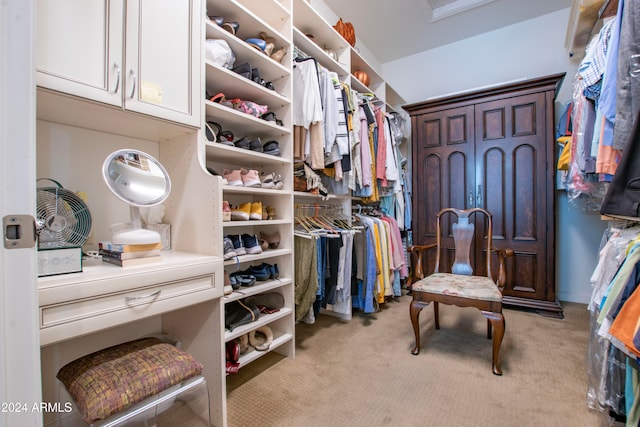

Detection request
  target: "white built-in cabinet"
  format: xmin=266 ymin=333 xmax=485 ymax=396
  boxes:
xmin=34 ymin=0 xmax=294 ymax=425
xmin=36 ymin=0 xmax=201 ymax=127
xmin=35 ymin=0 xmax=231 ymax=426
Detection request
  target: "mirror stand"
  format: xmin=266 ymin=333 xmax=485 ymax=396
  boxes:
xmin=102 ymin=149 xmax=171 ymax=246
xmin=110 ymin=206 xmax=161 ymax=245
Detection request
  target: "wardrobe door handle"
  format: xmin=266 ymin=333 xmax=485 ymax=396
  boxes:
xmin=125 ymin=289 xmax=161 ymax=301
xmin=477 ymin=184 xmax=483 ymax=207
xmin=468 ymin=191 xmax=474 ymax=207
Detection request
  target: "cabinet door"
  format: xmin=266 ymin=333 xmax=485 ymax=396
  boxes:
xmin=124 ymin=0 xmax=200 ymax=127
xmin=36 ymin=0 xmax=124 ymax=106
xmin=474 ymin=91 xmax=552 ymax=301
xmin=412 ymin=104 xmax=475 ymax=273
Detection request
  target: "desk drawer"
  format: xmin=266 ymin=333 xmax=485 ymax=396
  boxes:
xmin=41 ymin=274 xmax=214 ymax=329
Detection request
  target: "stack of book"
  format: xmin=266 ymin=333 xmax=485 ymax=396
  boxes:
xmin=98 ymin=241 xmax=162 ymax=267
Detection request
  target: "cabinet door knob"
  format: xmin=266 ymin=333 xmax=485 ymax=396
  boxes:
xmin=477 ymin=184 xmax=483 ymax=207
xmin=468 ymin=190 xmax=474 ymax=207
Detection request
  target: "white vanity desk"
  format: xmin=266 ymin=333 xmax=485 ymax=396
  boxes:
xmin=38 ymin=253 xmax=224 ymax=427
xmin=38 ymin=252 xmax=222 ymax=346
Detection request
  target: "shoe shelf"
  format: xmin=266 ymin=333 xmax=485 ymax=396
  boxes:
xmin=292 ymin=0 xmax=350 ymax=70
xmin=235 ymin=326 xmax=293 ymax=367
xmin=224 ymin=218 xmax=290 ymax=227
xmin=221 ymin=186 xmax=288 ymax=196
xmin=205 ymin=19 xmax=291 ymax=78
xmin=292 ymin=28 xmax=349 ymax=77
xmin=205 ymin=62 xmax=291 ymax=107
xmin=205 ymin=143 xmax=291 ymax=167
xmin=224 ymin=278 xmax=293 ymax=303
xmin=223 ymin=248 xmax=292 ymax=266
xmin=235 ymin=0 xmax=292 ymax=25
xmin=207 ymin=0 xmax=290 ymax=47
xmin=225 ymin=308 xmax=293 ymax=341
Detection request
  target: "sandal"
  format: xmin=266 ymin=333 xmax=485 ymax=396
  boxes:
xmin=208 ymin=92 xmax=227 ymax=103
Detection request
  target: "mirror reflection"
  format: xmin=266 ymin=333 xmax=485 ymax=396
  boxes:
xmin=103 ymin=150 xmax=171 ymax=206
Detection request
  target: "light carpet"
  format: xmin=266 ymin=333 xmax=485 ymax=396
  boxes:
xmin=226 ymin=295 xmax=606 ymax=427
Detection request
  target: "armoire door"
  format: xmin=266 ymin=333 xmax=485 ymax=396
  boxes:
xmin=405 ymin=74 xmax=565 ymax=315
xmin=411 ymin=104 xmax=475 ymax=274
xmin=474 ymin=91 xmax=554 ymax=304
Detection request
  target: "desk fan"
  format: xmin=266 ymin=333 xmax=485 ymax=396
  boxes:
xmin=36 ymin=178 xmax=92 ymax=249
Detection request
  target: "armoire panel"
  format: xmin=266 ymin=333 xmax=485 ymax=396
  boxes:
xmin=511 ymin=252 xmax=537 ymax=294
xmin=423 ymin=118 xmax=441 ymax=148
xmin=513 ymin=144 xmax=537 ymax=241
xmin=482 ymin=108 xmax=505 ymax=140
xmin=512 ymin=103 xmax=536 ymax=137
xmin=424 ymin=153 xmax=442 ymax=236
xmin=483 ymin=147 xmax=506 ymax=240
xmin=447 ymin=114 xmax=468 ymax=145
xmin=447 ymin=151 xmax=467 ymax=209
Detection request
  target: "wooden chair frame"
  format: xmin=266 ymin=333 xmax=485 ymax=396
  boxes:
xmin=408 ymin=207 xmax=513 ymax=375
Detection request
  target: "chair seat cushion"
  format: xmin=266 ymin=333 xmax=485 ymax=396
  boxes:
xmin=412 ymin=272 xmax=502 ymax=302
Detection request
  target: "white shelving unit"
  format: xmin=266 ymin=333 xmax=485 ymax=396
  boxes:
xmin=203 ymin=1 xmax=295 ymax=425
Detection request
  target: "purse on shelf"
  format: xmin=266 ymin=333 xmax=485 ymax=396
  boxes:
xmin=333 ymin=18 xmax=356 ymax=47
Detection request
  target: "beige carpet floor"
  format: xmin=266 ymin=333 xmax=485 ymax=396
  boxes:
xmin=226 ymin=295 xmax=607 ymax=427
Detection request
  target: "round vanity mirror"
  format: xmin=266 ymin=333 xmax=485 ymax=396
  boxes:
xmin=103 ymin=149 xmax=171 ymax=206
xmin=102 ymin=149 xmax=171 ymax=245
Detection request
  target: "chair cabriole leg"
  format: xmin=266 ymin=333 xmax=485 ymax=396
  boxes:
xmin=410 ymin=299 xmax=428 ymax=355
xmin=482 ymin=310 xmax=505 ymax=375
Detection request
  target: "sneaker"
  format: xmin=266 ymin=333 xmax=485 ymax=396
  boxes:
xmin=250 ymin=202 xmax=263 ymax=220
xmin=261 ymin=172 xmax=276 ymax=189
xmin=223 ymin=237 xmax=237 ymax=259
xmin=228 ymin=234 xmax=246 ymax=256
xmin=249 ymin=137 xmax=263 ymax=152
xmin=223 ymin=169 xmax=243 ymax=186
xmin=230 ymin=272 xmax=256 ymax=287
xmin=228 ymin=271 xmax=240 ymax=290
xmin=242 ymin=233 xmax=263 ymax=255
xmin=222 ymin=201 xmax=231 ymax=222
xmin=241 ymin=169 xmax=261 ymax=187
xmin=241 ymin=263 xmax=270 ymax=281
xmin=231 ymin=202 xmax=251 ymax=221
xmin=273 ymin=174 xmax=284 ymax=190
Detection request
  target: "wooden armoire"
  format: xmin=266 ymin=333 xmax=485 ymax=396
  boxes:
xmin=404 ymin=73 xmax=565 ymax=316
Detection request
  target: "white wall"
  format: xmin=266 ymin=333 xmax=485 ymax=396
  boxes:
xmin=382 ymin=8 xmax=577 ymax=105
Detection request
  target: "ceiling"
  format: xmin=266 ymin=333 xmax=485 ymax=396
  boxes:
xmin=320 ymin=0 xmax=572 ymax=63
